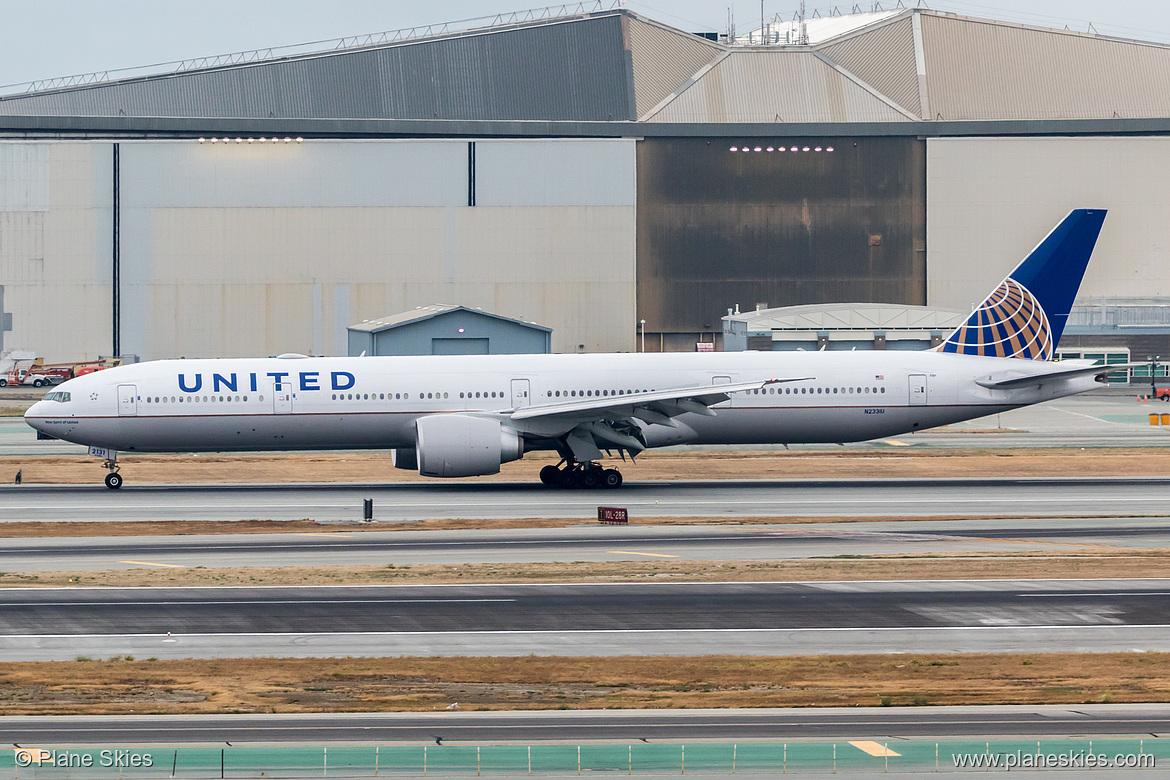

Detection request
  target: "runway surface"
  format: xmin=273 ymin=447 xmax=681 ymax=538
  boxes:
xmin=2 ymin=580 xmax=1168 ymax=661
xmin=3 ymin=704 xmax=1169 ymax=744
xmin=4 ymin=516 xmax=1170 ymax=572
xmin=5 ymin=476 xmax=1170 ymax=523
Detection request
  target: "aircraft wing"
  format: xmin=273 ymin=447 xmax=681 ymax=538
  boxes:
xmin=510 ymin=377 xmax=813 ymax=422
xmin=506 ymin=375 xmax=813 ymax=462
xmin=976 ymin=362 xmax=1143 ymax=389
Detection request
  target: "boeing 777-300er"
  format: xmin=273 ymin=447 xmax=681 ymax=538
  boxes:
xmin=27 ymin=209 xmax=1127 ymax=489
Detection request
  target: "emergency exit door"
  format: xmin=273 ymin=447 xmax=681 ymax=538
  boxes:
xmin=510 ymin=379 xmax=530 ymax=408
xmin=712 ymin=375 xmax=734 ymax=407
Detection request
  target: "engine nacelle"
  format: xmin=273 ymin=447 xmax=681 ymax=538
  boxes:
xmin=391 ymin=447 xmax=418 ymax=471
xmin=414 ymin=414 xmax=523 ymax=478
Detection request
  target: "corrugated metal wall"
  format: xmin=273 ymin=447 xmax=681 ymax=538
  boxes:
xmin=625 ymin=15 xmax=722 ymax=119
xmin=643 ymin=49 xmax=914 ymax=123
xmin=0 ymin=143 xmax=112 ymax=362
xmin=927 ymin=136 xmax=1170 ymax=312
xmin=637 ymin=136 xmax=926 ymax=337
xmin=0 ymin=16 xmax=633 ymax=121
xmin=819 ymin=16 xmax=921 ymax=118
xmin=921 ymin=13 xmax=1170 ymax=121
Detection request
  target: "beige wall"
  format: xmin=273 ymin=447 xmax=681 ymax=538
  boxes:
xmin=1 ymin=138 xmax=635 ymax=362
xmin=927 ymin=136 xmax=1170 ymax=312
xmin=0 ymin=143 xmax=112 ymax=363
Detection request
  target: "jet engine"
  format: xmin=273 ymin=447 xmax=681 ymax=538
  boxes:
xmin=413 ymin=414 xmax=523 ymax=477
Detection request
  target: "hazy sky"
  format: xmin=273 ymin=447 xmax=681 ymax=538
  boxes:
xmin=2 ymin=1 xmax=1168 ymax=89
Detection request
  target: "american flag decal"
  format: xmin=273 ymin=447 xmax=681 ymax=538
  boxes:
xmin=939 ymin=278 xmax=1052 ymax=360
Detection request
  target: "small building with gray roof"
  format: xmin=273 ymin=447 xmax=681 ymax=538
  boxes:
xmin=347 ymin=305 xmax=552 ymax=357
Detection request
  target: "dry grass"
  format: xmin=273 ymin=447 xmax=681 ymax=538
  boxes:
xmin=6 ymin=447 xmax=1170 ymax=486
xmin=1 ymin=653 xmax=1166 ymax=715
xmin=0 ymin=514 xmax=1056 ymax=539
xmin=4 ymin=553 xmax=1170 ymax=589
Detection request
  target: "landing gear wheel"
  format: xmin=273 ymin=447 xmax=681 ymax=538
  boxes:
xmin=555 ymin=468 xmax=576 ymax=489
xmin=602 ymin=468 xmax=623 ymax=489
xmin=580 ymin=469 xmax=601 ymax=489
xmin=104 ymin=472 xmax=123 ymax=490
xmin=539 ymin=465 xmax=559 ymax=486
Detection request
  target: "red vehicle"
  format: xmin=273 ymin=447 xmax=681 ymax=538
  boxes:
xmin=0 ymin=358 xmax=119 ymax=387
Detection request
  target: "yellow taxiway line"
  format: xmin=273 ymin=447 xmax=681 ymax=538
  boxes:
xmin=607 ymin=551 xmax=679 ymax=558
xmin=849 ymin=741 xmax=901 ymax=757
xmin=117 ymin=560 xmax=184 ymax=568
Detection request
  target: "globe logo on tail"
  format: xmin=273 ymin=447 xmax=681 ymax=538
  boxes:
xmin=941 ymin=278 xmax=1052 ymax=360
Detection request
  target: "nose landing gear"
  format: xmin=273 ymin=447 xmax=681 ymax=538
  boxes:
xmin=539 ymin=461 xmax=623 ymax=489
xmin=102 ymin=458 xmax=123 ymax=489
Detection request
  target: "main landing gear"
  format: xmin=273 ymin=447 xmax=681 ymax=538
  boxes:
xmin=539 ymin=462 xmax=623 ymax=489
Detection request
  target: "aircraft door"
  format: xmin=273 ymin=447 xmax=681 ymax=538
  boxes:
xmin=510 ymin=379 xmax=530 ymax=408
xmin=117 ymin=385 xmax=137 ymax=416
xmin=273 ymin=383 xmax=293 ymax=414
xmin=909 ymin=374 xmax=928 ymax=405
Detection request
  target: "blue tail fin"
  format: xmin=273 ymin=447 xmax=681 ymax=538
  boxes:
xmin=939 ymin=208 xmax=1106 ymax=360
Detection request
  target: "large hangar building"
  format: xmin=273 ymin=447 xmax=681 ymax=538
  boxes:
xmin=3 ymin=6 xmax=1170 ymax=364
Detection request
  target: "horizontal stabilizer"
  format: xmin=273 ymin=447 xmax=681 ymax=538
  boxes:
xmin=976 ymin=362 xmax=1140 ymax=389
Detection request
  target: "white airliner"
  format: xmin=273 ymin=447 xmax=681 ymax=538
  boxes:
xmin=26 ymin=209 xmax=1125 ymax=490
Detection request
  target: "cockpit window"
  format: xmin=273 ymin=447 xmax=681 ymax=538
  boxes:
xmin=43 ymin=391 xmax=71 ymax=402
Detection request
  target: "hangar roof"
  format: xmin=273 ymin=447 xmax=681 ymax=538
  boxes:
xmin=4 ymin=7 xmax=1170 ymax=129
xmin=350 ymin=305 xmax=551 ymax=334
xmin=724 ymin=303 xmax=965 ymax=333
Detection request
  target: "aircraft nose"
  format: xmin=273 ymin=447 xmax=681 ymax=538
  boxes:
xmin=24 ymin=401 xmax=47 ymax=429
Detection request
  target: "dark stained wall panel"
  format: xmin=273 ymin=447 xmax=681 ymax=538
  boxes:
xmin=636 ymin=137 xmax=926 ymax=333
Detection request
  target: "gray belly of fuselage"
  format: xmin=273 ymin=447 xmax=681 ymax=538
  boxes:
xmin=47 ymin=402 xmax=1019 ymax=453
xmin=47 ymin=413 xmax=418 ymax=452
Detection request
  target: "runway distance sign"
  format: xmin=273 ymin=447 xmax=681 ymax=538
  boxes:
xmin=597 ymin=506 xmax=628 ymax=524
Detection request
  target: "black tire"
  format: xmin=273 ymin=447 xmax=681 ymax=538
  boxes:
xmin=32 ymin=379 xmax=44 ymax=387
xmin=581 ymin=469 xmax=601 ymax=489
xmin=602 ymin=469 xmax=623 ymax=488
xmin=104 ymin=472 xmax=123 ymax=490
xmin=0 ymin=379 xmax=6 ymax=387
xmin=555 ymin=468 xmax=576 ymax=489
xmin=539 ymin=465 xmax=559 ymax=486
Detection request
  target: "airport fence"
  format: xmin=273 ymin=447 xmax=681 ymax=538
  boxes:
xmin=4 ymin=738 xmax=1166 ymax=777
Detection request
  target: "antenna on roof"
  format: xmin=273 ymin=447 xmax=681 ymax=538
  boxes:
xmin=798 ymin=0 xmax=809 ymax=45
